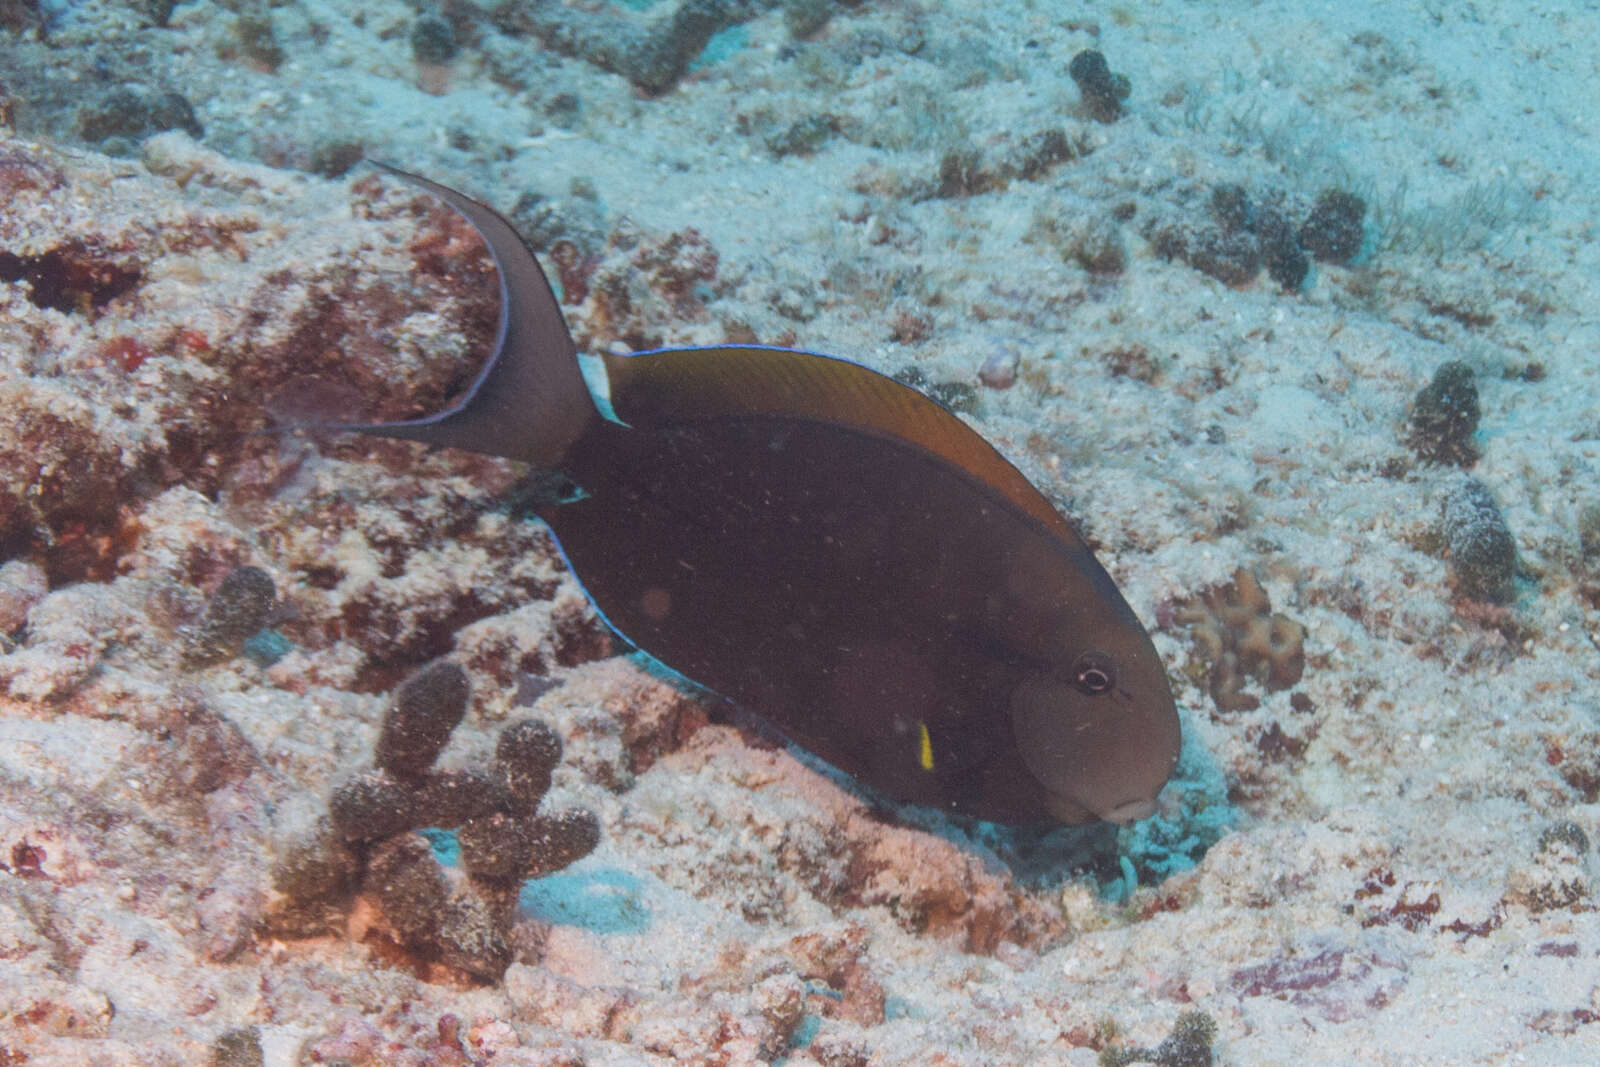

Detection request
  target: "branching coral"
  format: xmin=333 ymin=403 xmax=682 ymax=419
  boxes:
xmin=271 ymin=660 xmax=598 ymax=982
xmin=1174 ymin=569 xmax=1306 ymax=712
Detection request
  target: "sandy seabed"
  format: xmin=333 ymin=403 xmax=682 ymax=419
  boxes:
xmin=1 ymin=1 xmax=1599 ymax=1064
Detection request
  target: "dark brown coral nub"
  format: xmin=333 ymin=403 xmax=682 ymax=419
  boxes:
xmin=375 ymin=660 xmax=470 ymax=779
xmin=458 ymin=809 xmax=600 ymax=883
xmin=494 ymin=718 xmax=563 ymax=811
xmin=184 ymin=565 xmax=276 ymax=666
xmin=415 ymin=768 xmax=516 ymax=828
xmin=329 ymin=769 xmax=421 ymax=842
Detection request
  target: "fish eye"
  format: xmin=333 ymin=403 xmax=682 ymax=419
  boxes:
xmin=1071 ymin=651 xmax=1118 ymax=695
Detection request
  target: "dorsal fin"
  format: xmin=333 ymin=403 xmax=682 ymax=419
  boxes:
xmin=338 ymin=164 xmax=596 ymax=465
xmin=603 ymin=345 xmax=1080 ymax=544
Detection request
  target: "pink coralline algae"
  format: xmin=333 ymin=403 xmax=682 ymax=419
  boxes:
xmin=1230 ymin=937 xmax=1408 ymax=1023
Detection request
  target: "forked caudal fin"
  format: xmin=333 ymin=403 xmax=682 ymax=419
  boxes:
xmin=329 ymin=163 xmax=598 ymax=466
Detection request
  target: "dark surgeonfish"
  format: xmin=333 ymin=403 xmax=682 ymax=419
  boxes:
xmin=335 ymin=164 xmax=1180 ymax=827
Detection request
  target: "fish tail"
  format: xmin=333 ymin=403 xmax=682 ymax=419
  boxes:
xmin=335 ymin=163 xmax=598 ymax=466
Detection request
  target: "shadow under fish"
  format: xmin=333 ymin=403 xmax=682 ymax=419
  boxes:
xmin=321 ymin=164 xmax=1181 ymax=828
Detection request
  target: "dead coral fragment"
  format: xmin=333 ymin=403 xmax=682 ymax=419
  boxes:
xmin=183 ymin=565 xmax=276 ymax=666
xmin=1507 ymin=832 xmax=1592 ymax=913
xmin=934 ymin=127 xmax=1081 ymax=199
xmin=1406 ymin=360 xmax=1481 ymax=467
xmin=1099 ymin=1011 xmax=1218 ymax=1067
xmin=0 ymin=559 xmax=48 ymax=636
xmin=77 ymin=83 xmax=203 ymax=151
xmin=1230 ymin=939 xmax=1408 ymax=1022
xmin=1175 ymin=569 xmax=1306 ymax=712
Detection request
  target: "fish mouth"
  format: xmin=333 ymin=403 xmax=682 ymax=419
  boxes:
xmin=1099 ymin=797 xmax=1159 ymax=825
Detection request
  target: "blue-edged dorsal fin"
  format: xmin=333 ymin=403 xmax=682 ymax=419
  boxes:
xmin=338 ymin=163 xmax=596 ymax=465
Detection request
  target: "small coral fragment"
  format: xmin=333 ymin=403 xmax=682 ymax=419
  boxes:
xmin=1439 ymin=479 xmax=1516 ymax=604
xmin=1066 ymin=215 xmax=1128 ymax=276
xmin=184 ymin=565 xmax=276 ymax=666
xmin=211 ymin=1025 xmax=265 ymax=1067
xmin=1537 ymin=821 xmax=1591 ymax=856
xmin=1174 ymin=570 xmax=1306 ymax=711
xmin=411 ymin=8 xmax=460 ymax=94
xmin=1149 ymin=183 xmax=1322 ymax=291
xmin=411 ymin=11 xmax=460 ymax=64
xmin=1298 ymin=189 xmax=1366 ymax=264
xmin=502 ymin=0 xmax=787 ymax=96
xmin=1406 ymin=360 xmax=1481 ymax=467
xmin=934 ymin=127 xmax=1081 ymax=200
xmin=1099 ymin=1011 xmax=1218 ymax=1067
xmin=765 ymin=114 xmax=835 ymax=158
xmin=230 ymin=12 xmax=286 ymax=72
xmin=1209 ymin=184 xmax=1251 ymax=232
xmin=1189 ymin=229 xmax=1261 ymax=288
xmin=1257 ymin=209 xmax=1308 ymax=291
xmin=1069 ymin=49 xmax=1131 ymax=124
